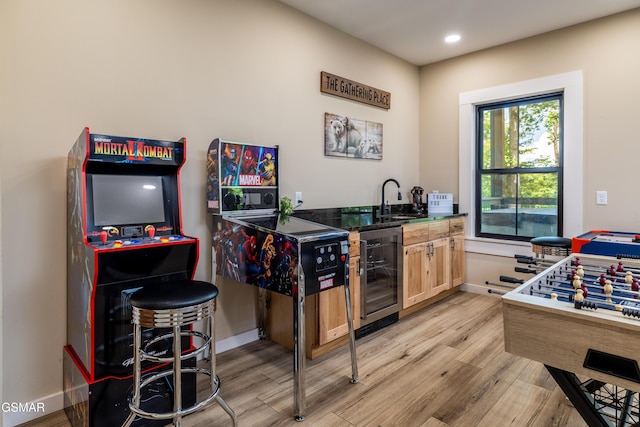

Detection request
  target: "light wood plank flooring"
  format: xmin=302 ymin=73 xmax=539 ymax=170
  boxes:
xmin=19 ymin=292 xmax=587 ymax=426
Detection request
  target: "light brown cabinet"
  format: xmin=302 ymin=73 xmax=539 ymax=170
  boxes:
xmin=450 ymin=234 xmax=465 ymax=287
xmin=268 ymin=231 xmax=360 ymax=359
xmin=402 ymin=217 xmax=465 ymax=310
xmin=402 ymin=242 xmax=429 ymax=307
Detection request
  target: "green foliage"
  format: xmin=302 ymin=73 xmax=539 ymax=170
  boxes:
xmin=481 ymin=98 xmax=560 ymax=203
xmin=279 ymin=196 xmax=294 ymax=222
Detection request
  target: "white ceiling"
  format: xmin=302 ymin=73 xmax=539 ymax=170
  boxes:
xmin=278 ymin=0 xmax=640 ymax=66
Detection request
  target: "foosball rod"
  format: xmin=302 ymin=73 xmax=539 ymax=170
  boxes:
xmin=531 ymin=290 xmax=640 ymax=318
xmin=532 ymin=284 xmax=624 ymax=310
xmin=514 ymin=266 xmax=540 ymax=275
xmin=484 ymin=276 xmax=523 ymax=289
xmin=514 ymin=254 xmax=556 ymax=267
xmin=568 ymin=263 xmax=635 ymax=279
xmin=538 ymin=274 xmax=637 ymax=296
xmin=565 ymin=269 xmax=637 ymax=289
xmin=571 ymin=258 xmax=640 ymax=275
xmin=534 ymin=280 xmax=640 ymax=304
xmin=551 ymin=263 xmax=637 ymax=285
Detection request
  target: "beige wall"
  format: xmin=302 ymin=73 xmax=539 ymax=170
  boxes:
xmin=3 ymin=0 xmax=640 ymax=419
xmin=419 ymin=9 xmax=640 ymax=287
xmin=0 ymin=0 xmax=419 ymax=416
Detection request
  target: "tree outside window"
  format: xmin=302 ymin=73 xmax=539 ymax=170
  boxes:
xmin=476 ymin=93 xmax=563 ymax=241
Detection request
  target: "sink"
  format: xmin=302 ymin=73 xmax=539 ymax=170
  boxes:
xmin=377 ymin=212 xmax=429 ymax=223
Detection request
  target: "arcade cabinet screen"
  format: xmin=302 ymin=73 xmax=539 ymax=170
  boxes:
xmin=92 ymin=174 xmax=166 ymax=226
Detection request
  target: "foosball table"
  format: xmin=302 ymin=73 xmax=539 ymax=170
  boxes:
xmin=503 ymin=253 xmax=640 ymax=426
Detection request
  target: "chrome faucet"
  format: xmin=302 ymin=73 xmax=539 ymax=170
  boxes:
xmin=381 ymin=178 xmax=401 ymax=215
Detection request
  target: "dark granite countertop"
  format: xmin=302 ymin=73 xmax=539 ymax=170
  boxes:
xmin=293 ymin=204 xmax=465 ymax=232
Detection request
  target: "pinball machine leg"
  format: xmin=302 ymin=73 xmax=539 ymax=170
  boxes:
xmin=545 ymin=365 xmax=611 ymax=427
xmin=258 ymin=288 xmax=268 ymax=340
xmin=343 ymin=281 xmax=358 ymax=384
xmin=293 ymin=275 xmax=306 ymax=422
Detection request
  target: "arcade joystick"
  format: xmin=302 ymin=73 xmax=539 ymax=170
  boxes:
xmin=145 ymin=225 xmax=155 ymax=239
xmin=99 ymin=231 xmax=108 ymax=245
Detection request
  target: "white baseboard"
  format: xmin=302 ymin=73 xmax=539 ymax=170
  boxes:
xmin=216 ymin=328 xmax=260 ymax=354
xmin=4 ymin=329 xmax=260 ymax=426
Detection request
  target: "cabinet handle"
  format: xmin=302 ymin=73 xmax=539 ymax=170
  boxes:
xmin=450 ymin=238 xmax=455 ymax=249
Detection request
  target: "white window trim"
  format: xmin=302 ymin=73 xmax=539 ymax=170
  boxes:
xmin=459 ymin=71 xmax=583 ymax=257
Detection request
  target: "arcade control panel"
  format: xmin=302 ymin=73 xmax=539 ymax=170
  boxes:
xmin=87 ymin=224 xmax=194 ymax=249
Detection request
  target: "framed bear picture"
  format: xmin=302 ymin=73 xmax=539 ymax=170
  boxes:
xmin=324 ymin=112 xmax=383 ymax=160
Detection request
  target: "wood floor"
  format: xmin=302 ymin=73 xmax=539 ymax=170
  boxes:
xmin=20 ymin=292 xmax=587 ymax=427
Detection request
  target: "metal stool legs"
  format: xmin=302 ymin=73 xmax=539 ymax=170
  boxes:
xmin=207 ymin=304 xmax=238 ymax=425
xmin=122 ymin=299 xmax=237 ymax=427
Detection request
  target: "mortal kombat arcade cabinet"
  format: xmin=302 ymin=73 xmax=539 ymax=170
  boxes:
xmin=64 ymin=128 xmax=198 ymax=426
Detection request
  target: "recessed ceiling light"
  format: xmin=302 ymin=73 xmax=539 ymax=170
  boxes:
xmin=445 ymin=34 xmax=461 ymax=43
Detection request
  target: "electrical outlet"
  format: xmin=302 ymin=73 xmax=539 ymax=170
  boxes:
xmin=596 ymin=191 xmax=607 ymax=205
xmin=294 ymin=192 xmax=303 ymax=206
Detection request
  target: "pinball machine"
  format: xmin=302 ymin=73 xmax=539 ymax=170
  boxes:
xmin=206 ymin=138 xmax=358 ymax=421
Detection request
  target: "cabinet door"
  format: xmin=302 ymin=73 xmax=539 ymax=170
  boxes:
xmin=427 ymin=237 xmax=450 ymax=297
xmin=318 ymin=285 xmax=348 ymax=345
xmin=450 ymin=234 xmax=465 ymax=287
xmin=318 ymin=255 xmax=360 ymax=344
xmin=402 ymin=243 xmax=428 ymax=308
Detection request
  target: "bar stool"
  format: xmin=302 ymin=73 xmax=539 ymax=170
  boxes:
xmin=122 ymin=280 xmax=237 ymax=427
xmin=530 ymin=236 xmax=572 ymax=258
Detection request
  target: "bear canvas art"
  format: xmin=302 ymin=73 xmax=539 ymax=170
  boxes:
xmin=324 ymin=113 xmax=383 ymax=160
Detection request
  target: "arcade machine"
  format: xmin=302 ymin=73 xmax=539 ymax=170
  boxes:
xmin=206 ymin=138 xmax=358 ymax=421
xmin=503 ymin=254 xmax=640 ymax=426
xmin=64 ymin=128 xmax=198 ymax=427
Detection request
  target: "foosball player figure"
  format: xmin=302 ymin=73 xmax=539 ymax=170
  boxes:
xmin=604 ymin=279 xmax=613 ymax=303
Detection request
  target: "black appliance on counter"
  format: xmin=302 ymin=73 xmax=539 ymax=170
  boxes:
xmin=206 ymin=138 xmax=358 ymax=421
xmin=357 ymin=227 xmax=403 ymax=338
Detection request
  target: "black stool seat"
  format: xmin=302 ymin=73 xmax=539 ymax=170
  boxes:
xmin=530 ymin=236 xmax=572 ymax=248
xmin=130 ymin=280 xmax=218 ymax=310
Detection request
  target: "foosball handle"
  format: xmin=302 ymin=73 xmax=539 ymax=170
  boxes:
xmin=515 ymin=267 xmax=537 ymax=274
xmin=514 ymin=254 xmax=534 ymax=263
xmin=499 ymin=275 xmax=524 ymax=284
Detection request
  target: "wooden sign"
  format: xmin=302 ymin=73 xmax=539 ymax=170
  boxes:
xmin=320 ymin=71 xmax=391 ymax=110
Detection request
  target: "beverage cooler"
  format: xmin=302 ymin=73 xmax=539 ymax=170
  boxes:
xmin=357 ymin=227 xmax=403 ymax=338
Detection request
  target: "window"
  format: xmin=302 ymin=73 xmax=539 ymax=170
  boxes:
xmin=459 ymin=71 xmax=583 ymax=257
xmin=476 ymin=93 xmax=563 ymax=241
